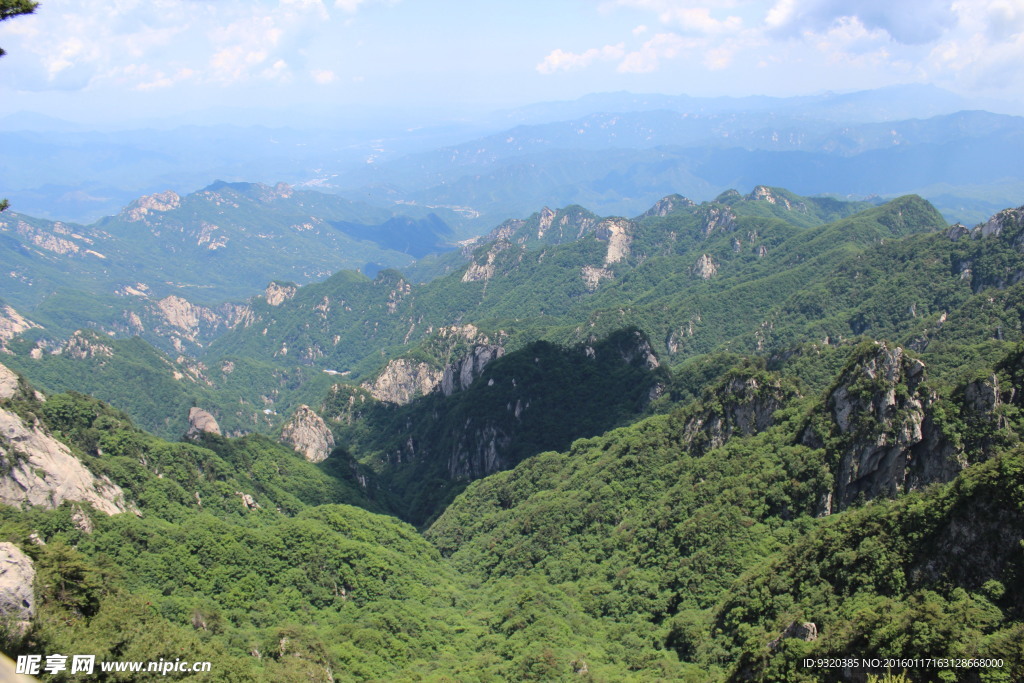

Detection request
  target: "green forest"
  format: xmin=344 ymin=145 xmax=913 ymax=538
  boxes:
xmin=2 ymin=190 xmax=1024 ymax=681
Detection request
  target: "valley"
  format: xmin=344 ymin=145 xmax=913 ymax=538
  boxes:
xmin=2 ymin=171 xmax=1024 ymax=680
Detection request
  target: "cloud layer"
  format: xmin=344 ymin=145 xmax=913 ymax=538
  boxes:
xmin=540 ymin=0 xmax=1024 ymax=97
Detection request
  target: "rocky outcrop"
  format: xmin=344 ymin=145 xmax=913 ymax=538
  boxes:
xmin=462 ymin=239 xmax=512 ymax=283
xmin=768 ymin=622 xmax=818 ymax=651
xmin=52 ymin=330 xmax=113 ymax=359
xmin=363 ymin=359 xmax=444 ymax=405
xmin=0 ymin=364 xmax=20 ymax=400
xmin=746 ymin=185 xmax=803 ymax=211
xmin=803 ymin=343 xmax=941 ymax=513
xmin=0 ymin=542 xmax=35 ymax=630
xmin=641 ymin=194 xmax=695 ymax=218
xmin=580 ymin=265 xmax=613 ymax=292
xmin=536 ymin=207 xmax=556 ymax=239
xmin=699 ymin=205 xmax=737 ymax=237
xmin=121 ymin=190 xmax=181 ymax=222
xmin=692 ymin=254 xmax=718 ymax=279
xmin=946 ymin=223 xmax=970 ymax=240
xmin=0 ymin=409 xmax=129 ymax=515
xmin=441 ymin=345 xmax=505 ymax=396
xmin=281 ymin=405 xmax=335 ymax=463
xmin=0 ymin=305 xmax=41 ymax=350
xmin=971 ymin=207 xmax=1022 ymax=240
xmin=682 ymin=371 xmax=791 ymax=457
xmin=186 ymin=407 xmax=221 ymax=438
xmin=147 ymin=296 xmax=252 ymax=347
xmin=447 ymin=425 xmax=513 ymax=480
xmin=596 ymin=218 xmax=633 ymax=264
xmin=265 ymin=281 xmax=298 ymax=306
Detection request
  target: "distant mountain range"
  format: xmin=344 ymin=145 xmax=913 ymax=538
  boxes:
xmin=3 ymin=86 xmax=1024 ymax=227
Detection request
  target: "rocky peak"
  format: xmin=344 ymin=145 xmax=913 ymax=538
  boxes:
xmin=946 ymin=223 xmax=970 ymax=240
xmin=272 ymin=182 xmax=294 ymax=200
xmin=804 ymin=342 xmax=932 ymax=512
xmin=0 ymin=305 xmax=41 ymax=351
xmin=265 ymin=281 xmax=298 ymax=306
xmin=122 ymin=190 xmax=181 ymax=222
xmin=281 ymin=405 xmax=335 ymax=463
xmin=537 ymin=207 xmax=556 ymax=239
xmin=971 ymin=206 xmax=1024 ymax=240
xmin=55 ymin=331 xmax=114 ymax=360
xmin=641 ymin=194 xmax=695 ymax=218
xmin=746 ymin=185 xmax=801 ymax=211
xmin=186 ymin=407 xmax=222 ymax=438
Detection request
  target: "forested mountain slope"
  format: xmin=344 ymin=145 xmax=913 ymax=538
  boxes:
xmin=3 ymin=330 xmax=1023 ymax=680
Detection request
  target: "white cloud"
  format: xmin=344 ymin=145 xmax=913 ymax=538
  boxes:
xmin=926 ymin=0 xmax=1024 ymax=90
xmin=0 ymin=0 xmax=375 ymax=93
xmin=536 ymin=43 xmax=626 ymax=74
xmin=617 ymin=32 xmax=698 ymax=73
xmin=763 ymin=0 xmax=956 ymax=45
xmin=311 ymin=68 xmax=337 ymax=84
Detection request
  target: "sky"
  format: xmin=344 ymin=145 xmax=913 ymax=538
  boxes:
xmin=1 ymin=0 xmax=1023 ymax=127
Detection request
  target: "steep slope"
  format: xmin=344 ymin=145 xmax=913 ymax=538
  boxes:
xmin=426 ymin=341 xmax=1024 ymax=681
xmin=325 ymin=327 xmax=667 ymax=526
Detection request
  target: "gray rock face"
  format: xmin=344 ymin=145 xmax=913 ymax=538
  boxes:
xmin=0 ymin=363 xmax=20 ymax=400
xmin=699 ymin=205 xmax=736 ymax=237
xmin=441 ymin=345 xmax=504 ymax=396
xmin=446 ymin=424 xmax=514 ymax=480
xmin=0 ymin=409 xmax=129 ymax=515
xmin=692 ymin=253 xmax=718 ymax=280
xmin=641 ymin=194 xmax=695 ymax=218
xmin=0 ymin=542 xmax=35 ymax=628
xmin=683 ymin=373 xmax=790 ymax=457
xmin=264 ymin=281 xmax=297 ymax=306
xmin=363 ymin=359 xmax=443 ymax=405
xmin=281 ymin=405 xmax=335 ymax=463
xmin=186 ymin=407 xmax=221 ymax=438
xmin=803 ymin=343 xmax=949 ymax=513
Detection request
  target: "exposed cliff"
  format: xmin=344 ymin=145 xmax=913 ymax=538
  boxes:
xmin=799 ymin=342 xmax=972 ymax=513
xmin=0 ymin=305 xmax=41 ymax=351
xmin=0 ymin=403 xmax=130 ymax=515
xmin=681 ymin=369 xmax=794 ymax=457
xmin=264 ymin=281 xmax=298 ymax=306
xmin=0 ymin=542 xmax=35 ymax=631
xmin=281 ymin=405 xmax=335 ymax=463
xmin=363 ymin=359 xmax=444 ymax=405
xmin=0 ymin=364 xmax=21 ymax=400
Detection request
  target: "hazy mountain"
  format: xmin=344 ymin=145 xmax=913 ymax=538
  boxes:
xmin=3 ymin=87 xmax=1018 ymax=228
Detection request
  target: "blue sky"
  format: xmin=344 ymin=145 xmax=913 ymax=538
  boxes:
xmin=1 ymin=0 xmax=1023 ymax=126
